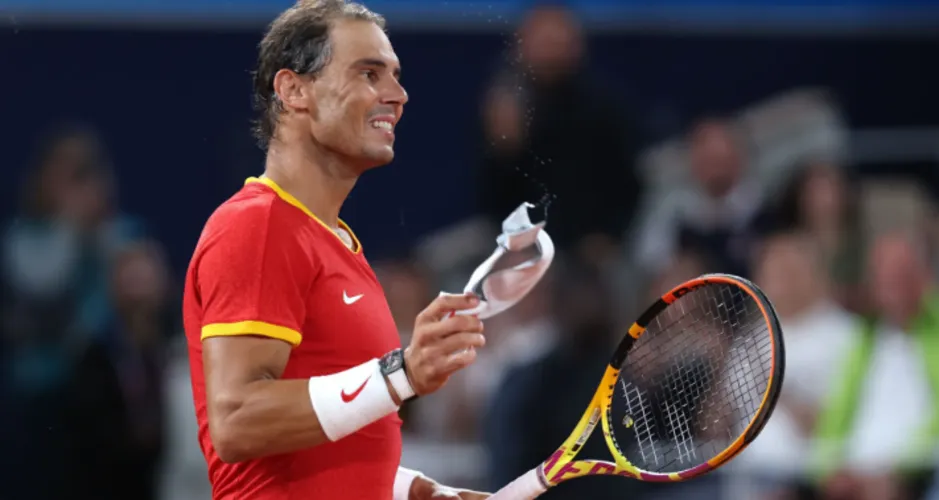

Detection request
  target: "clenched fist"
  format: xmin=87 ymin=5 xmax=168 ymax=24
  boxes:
xmin=404 ymin=293 xmax=485 ymax=396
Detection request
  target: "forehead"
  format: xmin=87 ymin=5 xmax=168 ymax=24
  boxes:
xmin=328 ymin=19 xmax=398 ymax=66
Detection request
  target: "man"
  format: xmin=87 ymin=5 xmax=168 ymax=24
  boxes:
xmin=182 ymin=2 xmax=490 ymax=499
xmin=477 ymin=3 xmax=643 ymax=264
xmin=737 ymin=232 xmax=860 ymax=499
xmin=635 ymin=117 xmax=770 ymax=279
xmin=813 ymin=230 xmax=939 ymax=500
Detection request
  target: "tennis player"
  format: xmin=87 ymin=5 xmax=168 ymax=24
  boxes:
xmin=182 ymin=1 xmax=490 ymax=498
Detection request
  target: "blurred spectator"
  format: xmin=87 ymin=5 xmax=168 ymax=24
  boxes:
xmin=735 ymin=231 xmax=860 ymax=497
xmin=476 ymin=3 xmax=643 ymax=265
xmin=54 ymin=241 xmax=173 ymax=500
xmin=103 ymin=241 xmax=174 ymax=499
xmin=812 ymin=230 xmax=939 ymax=500
xmin=635 ymin=117 xmax=770 ymax=280
xmin=773 ymin=161 xmax=865 ymax=312
xmin=2 ymin=123 xmax=147 ymax=347
xmin=0 ymin=123 xmax=151 ymax=499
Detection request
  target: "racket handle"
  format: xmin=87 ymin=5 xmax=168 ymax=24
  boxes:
xmin=489 ymin=468 xmax=547 ymax=500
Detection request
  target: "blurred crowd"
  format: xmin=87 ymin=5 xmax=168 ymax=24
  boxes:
xmin=0 ymin=123 xmax=176 ymax=499
xmin=2 ymin=3 xmax=937 ymax=500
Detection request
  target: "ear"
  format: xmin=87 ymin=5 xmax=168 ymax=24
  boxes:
xmin=272 ymin=69 xmax=313 ymax=112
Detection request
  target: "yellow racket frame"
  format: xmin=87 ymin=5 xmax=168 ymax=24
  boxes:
xmin=533 ymin=273 xmax=785 ymax=487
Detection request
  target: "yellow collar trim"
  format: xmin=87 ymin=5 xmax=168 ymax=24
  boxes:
xmin=245 ymin=176 xmax=362 ymax=254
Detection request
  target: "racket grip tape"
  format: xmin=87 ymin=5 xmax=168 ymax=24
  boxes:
xmin=489 ymin=468 xmax=547 ymax=500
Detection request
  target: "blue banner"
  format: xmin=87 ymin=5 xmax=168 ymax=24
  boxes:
xmin=2 ymin=0 xmax=937 ymax=28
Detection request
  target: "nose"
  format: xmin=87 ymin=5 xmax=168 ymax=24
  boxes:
xmin=381 ymin=78 xmax=408 ymax=107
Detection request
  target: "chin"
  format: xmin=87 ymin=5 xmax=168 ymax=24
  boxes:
xmin=360 ymin=146 xmax=395 ymax=169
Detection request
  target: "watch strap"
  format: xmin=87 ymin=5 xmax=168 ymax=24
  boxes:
xmin=380 ymin=348 xmax=416 ymax=402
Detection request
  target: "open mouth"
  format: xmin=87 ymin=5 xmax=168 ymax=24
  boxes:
xmin=370 ymin=120 xmax=393 ymax=132
xmin=368 ymin=114 xmax=396 ymax=139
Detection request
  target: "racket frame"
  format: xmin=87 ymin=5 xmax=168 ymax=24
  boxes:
xmin=529 ymin=273 xmax=786 ymax=489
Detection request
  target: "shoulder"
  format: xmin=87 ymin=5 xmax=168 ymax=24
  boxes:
xmin=199 ymin=183 xmax=308 ymax=250
xmin=189 ymin=184 xmax=324 ymax=287
xmin=207 ymin=183 xmax=284 ymax=231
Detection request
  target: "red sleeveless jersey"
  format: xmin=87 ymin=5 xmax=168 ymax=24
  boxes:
xmin=182 ymin=177 xmax=403 ymax=500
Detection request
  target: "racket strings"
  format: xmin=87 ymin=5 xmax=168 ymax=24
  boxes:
xmin=609 ymin=283 xmax=774 ymax=474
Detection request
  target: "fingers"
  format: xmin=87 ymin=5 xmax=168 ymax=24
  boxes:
xmin=404 ymin=328 xmax=486 ymax=395
xmin=412 ymin=313 xmax=484 ymax=345
xmin=406 ymin=294 xmax=487 ymax=396
xmin=433 ymin=332 xmax=485 ymax=375
xmin=433 ymin=332 xmax=486 ymax=358
xmin=405 ymin=343 xmax=478 ymax=396
xmin=416 ymin=293 xmax=479 ymax=324
xmin=440 ymin=346 xmax=479 ymax=373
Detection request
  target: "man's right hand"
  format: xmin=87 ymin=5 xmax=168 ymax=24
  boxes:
xmin=404 ymin=293 xmax=486 ymax=396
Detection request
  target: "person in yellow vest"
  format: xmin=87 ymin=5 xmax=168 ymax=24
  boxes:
xmin=731 ymin=231 xmax=861 ymax=499
xmin=812 ymin=230 xmax=939 ymax=500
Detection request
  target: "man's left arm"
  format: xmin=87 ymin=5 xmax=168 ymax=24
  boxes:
xmin=396 ymin=467 xmax=490 ymax=500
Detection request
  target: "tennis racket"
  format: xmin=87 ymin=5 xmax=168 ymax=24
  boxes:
xmin=489 ymin=273 xmax=785 ymax=499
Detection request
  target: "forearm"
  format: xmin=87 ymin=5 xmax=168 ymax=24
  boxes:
xmin=212 ymin=359 xmax=404 ymax=463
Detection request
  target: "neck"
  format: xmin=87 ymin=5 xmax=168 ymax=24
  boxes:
xmin=264 ymin=132 xmax=359 ymax=228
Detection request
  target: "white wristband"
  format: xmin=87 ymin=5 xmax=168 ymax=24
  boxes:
xmin=307 ymin=358 xmax=399 ymax=441
xmin=393 ymin=466 xmax=424 ymax=500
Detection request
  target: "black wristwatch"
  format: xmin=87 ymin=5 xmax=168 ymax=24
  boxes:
xmin=380 ymin=348 xmax=416 ymax=402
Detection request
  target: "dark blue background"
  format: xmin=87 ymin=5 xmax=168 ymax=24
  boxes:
xmin=6 ymin=0 xmax=937 ymax=18
xmin=2 ymin=26 xmax=937 ymax=277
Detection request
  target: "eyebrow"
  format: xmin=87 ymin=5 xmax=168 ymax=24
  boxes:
xmin=352 ymin=57 xmax=401 ymax=79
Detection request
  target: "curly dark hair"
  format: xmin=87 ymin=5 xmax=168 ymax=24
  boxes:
xmin=251 ymin=0 xmax=385 ymax=149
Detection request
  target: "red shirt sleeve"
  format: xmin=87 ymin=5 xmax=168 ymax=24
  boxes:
xmin=196 ymin=199 xmax=314 ymax=346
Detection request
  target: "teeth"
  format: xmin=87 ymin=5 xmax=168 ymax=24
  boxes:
xmin=371 ymin=121 xmax=393 ymax=131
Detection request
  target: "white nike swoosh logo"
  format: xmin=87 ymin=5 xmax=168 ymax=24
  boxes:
xmin=343 ymin=291 xmax=364 ymax=305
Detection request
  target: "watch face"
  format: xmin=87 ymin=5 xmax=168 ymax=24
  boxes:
xmin=381 ymin=349 xmax=404 ymax=373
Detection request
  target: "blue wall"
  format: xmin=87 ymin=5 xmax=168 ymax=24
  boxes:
xmin=4 ymin=0 xmax=938 ymax=27
xmin=2 ymin=27 xmax=937 ymax=277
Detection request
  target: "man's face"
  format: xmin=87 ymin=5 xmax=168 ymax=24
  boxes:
xmin=519 ymin=7 xmax=583 ymax=82
xmin=688 ymin=122 xmax=743 ymax=198
xmin=869 ymin=236 xmax=926 ymax=327
xmin=754 ymin=236 xmax=819 ymax=318
xmin=41 ymin=136 xmax=109 ymax=223
xmin=308 ymin=19 xmax=407 ymax=170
